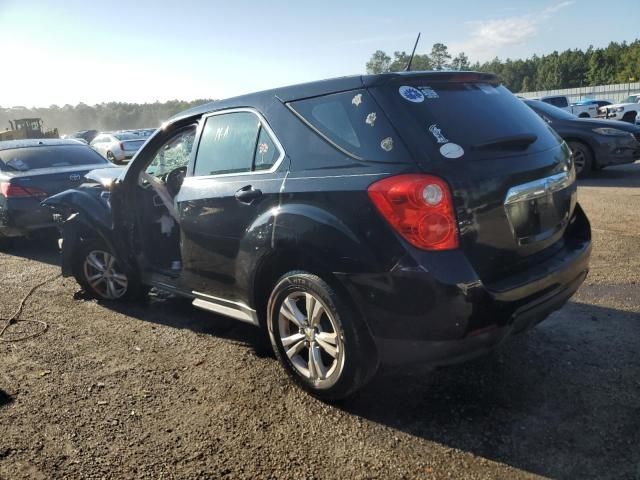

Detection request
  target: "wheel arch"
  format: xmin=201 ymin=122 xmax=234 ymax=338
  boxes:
xmin=565 ymin=137 xmax=597 ymax=167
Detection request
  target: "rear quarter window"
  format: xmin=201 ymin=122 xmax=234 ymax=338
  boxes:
xmin=288 ymin=89 xmax=410 ymax=162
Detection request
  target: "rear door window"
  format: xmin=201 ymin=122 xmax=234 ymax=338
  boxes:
xmin=288 ymin=89 xmax=409 ymax=162
xmin=194 ymin=112 xmax=260 ymax=176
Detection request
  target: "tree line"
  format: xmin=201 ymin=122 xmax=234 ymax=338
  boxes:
xmin=366 ymin=40 xmax=640 ymax=93
xmin=0 ymin=99 xmax=213 ymax=135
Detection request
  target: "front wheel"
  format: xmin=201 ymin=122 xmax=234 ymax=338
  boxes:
xmin=568 ymin=141 xmax=593 ymax=178
xmin=71 ymin=239 xmax=146 ymax=301
xmin=267 ymin=271 xmax=378 ymax=401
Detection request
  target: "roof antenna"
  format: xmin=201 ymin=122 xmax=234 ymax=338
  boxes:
xmin=405 ymin=32 xmax=421 ymax=71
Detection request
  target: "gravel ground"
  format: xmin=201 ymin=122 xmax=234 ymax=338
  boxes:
xmin=1 ymin=163 xmax=639 ymax=480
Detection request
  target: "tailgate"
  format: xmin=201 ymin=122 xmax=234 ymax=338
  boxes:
xmin=367 ymin=75 xmax=577 ymax=282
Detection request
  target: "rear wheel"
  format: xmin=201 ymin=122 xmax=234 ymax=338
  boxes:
xmin=106 ymin=151 xmax=120 ymax=165
xmin=71 ymin=239 xmax=146 ymax=301
xmin=568 ymin=141 xmax=593 ymax=178
xmin=267 ymin=271 xmax=378 ymax=401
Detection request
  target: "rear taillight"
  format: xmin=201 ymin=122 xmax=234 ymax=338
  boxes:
xmin=0 ymin=182 xmax=48 ymax=198
xmin=367 ymin=174 xmax=459 ymax=250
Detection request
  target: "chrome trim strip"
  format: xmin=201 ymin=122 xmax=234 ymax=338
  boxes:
xmin=191 ymin=291 xmax=259 ymax=326
xmin=504 ymin=170 xmax=574 ymax=205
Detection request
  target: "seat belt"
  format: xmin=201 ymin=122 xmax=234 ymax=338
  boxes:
xmin=139 ymin=172 xmax=180 ymax=222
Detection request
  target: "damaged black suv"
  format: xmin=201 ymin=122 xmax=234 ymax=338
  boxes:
xmin=45 ymin=72 xmax=591 ymax=400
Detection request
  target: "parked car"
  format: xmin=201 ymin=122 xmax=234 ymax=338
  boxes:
xmin=44 ymin=72 xmax=591 ymax=400
xmin=90 ymin=132 xmax=147 ymax=164
xmin=525 ymin=99 xmax=640 ymax=177
xmin=0 ymin=139 xmax=114 ymax=248
xmin=598 ymin=93 xmax=640 ymax=124
xmin=70 ymin=129 xmax=99 ymax=144
xmin=533 ymin=95 xmax=598 ymax=117
xmin=572 ymin=99 xmax=611 ymax=109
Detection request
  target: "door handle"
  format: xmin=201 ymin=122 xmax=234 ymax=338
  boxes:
xmin=234 ymin=185 xmax=262 ymax=204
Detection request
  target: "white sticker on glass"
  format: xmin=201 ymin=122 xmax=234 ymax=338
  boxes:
xmin=440 ymin=143 xmax=464 ymax=159
xmin=366 ymin=112 xmax=377 ymax=127
xmin=398 ymin=86 xmax=424 ymax=103
xmin=419 ymin=86 xmax=439 ymax=99
xmin=380 ymin=137 xmax=394 ymax=151
xmin=428 ymin=124 xmax=449 ymax=144
xmin=352 ymin=94 xmax=363 ymax=107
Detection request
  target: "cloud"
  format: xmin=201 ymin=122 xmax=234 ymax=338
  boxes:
xmin=451 ymin=1 xmax=575 ymax=60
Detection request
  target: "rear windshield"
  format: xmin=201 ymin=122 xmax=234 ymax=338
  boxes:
xmin=122 ymin=140 xmax=145 ymax=150
xmin=369 ymin=82 xmax=560 ymax=161
xmin=0 ymin=145 xmax=108 ymax=171
xmin=114 ymin=132 xmax=142 ymax=140
xmin=288 ymin=89 xmax=410 ymax=161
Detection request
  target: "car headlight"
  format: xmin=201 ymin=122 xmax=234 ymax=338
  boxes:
xmin=592 ymin=127 xmax=629 ymax=136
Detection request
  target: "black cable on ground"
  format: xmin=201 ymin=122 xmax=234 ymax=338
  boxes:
xmin=0 ymin=274 xmax=60 ymax=342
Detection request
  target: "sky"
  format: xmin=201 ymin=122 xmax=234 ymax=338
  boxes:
xmin=0 ymin=0 xmax=638 ymax=107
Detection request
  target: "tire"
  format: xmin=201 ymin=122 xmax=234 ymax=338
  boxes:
xmin=567 ymin=141 xmax=593 ymax=178
xmin=622 ymin=111 xmax=637 ymax=124
xmin=578 ymin=113 xmax=590 ymax=118
xmin=106 ymin=151 xmax=120 ymax=165
xmin=71 ymin=239 xmax=146 ymax=301
xmin=267 ymin=271 xmax=378 ymax=401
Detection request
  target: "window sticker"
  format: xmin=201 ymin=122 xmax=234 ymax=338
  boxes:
xmin=440 ymin=143 xmax=464 ymax=159
xmin=380 ymin=137 xmax=394 ymax=151
xmin=399 ymin=86 xmax=424 ymax=103
xmin=365 ymin=112 xmax=377 ymax=127
xmin=258 ymin=142 xmax=269 ymax=155
xmin=351 ymin=94 xmax=363 ymax=107
xmin=6 ymin=158 xmax=28 ymax=171
xmin=419 ymin=86 xmax=439 ymax=99
xmin=428 ymin=124 xmax=449 ymax=144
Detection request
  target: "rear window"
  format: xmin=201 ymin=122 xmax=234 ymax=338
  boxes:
xmin=289 ymin=89 xmax=410 ymax=162
xmin=0 ymin=145 xmax=108 ymax=171
xmin=122 ymin=140 xmax=145 ymax=150
xmin=114 ymin=132 xmax=142 ymax=140
xmin=369 ymin=82 xmax=560 ymax=161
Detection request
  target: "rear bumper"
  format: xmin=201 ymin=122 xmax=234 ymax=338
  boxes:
xmin=336 ymin=204 xmax=591 ymax=366
xmin=0 ymin=200 xmax=56 ymax=237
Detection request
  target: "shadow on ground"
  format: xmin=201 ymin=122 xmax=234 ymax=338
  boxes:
xmin=99 ymin=291 xmax=274 ymax=359
xmin=0 ymin=389 xmax=13 ymax=408
xmin=579 ymin=161 xmax=640 ymax=188
xmin=340 ymin=302 xmax=640 ymax=480
xmin=97 ymin=294 xmax=640 ymax=479
xmin=0 ymin=232 xmax=60 ymax=267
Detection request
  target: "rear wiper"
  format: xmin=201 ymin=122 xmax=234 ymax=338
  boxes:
xmin=472 ymin=134 xmax=537 ymax=151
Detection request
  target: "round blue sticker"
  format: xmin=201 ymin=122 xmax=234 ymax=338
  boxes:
xmin=399 ymin=86 xmax=424 ymax=103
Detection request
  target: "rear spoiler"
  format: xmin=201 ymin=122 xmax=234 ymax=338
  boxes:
xmin=362 ymin=71 xmax=499 ymax=88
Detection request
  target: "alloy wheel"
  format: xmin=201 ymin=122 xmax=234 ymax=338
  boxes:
xmin=278 ymin=291 xmax=345 ymax=388
xmin=83 ymin=250 xmax=128 ymax=299
xmin=572 ymin=149 xmax=585 ymax=174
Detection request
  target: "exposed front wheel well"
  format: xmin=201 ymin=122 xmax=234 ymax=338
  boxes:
xmin=621 ymin=111 xmax=637 ymax=123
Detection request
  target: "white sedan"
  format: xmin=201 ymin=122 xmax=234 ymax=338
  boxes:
xmin=90 ymin=132 xmax=147 ymax=165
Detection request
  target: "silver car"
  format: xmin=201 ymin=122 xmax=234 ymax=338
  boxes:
xmin=90 ymin=132 xmax=146 ymax=165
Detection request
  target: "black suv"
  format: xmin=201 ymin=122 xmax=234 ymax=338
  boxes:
xmin=45 ymin=72 xmax=591 ymax=400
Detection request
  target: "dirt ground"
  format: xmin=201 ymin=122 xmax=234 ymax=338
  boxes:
xmin=1 ymin=163 xmax=639 ymax=480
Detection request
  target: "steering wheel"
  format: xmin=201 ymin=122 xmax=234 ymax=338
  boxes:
xmin=164 ymin=166 xmax=187 ymax=198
